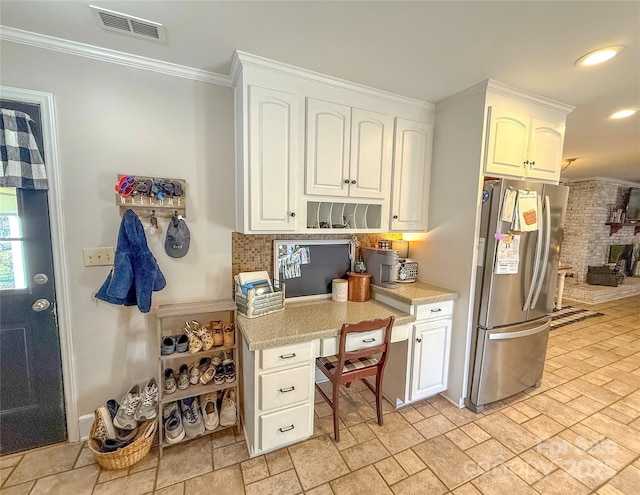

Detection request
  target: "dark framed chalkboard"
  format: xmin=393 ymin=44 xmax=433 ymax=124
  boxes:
xmin=273 ymin=240 xmax=354 ymax=298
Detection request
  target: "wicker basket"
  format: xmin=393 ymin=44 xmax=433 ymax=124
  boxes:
xmin=87 ymin=410 xmax=157 ymax=470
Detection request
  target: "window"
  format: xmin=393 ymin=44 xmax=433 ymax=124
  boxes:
xmin=0 ymin=188 xmax=26 ymax=290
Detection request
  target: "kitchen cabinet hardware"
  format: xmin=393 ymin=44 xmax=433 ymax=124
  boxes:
xmin=278 ymin=425 xmax=295 ymax=433
xmin=393 ymin=215 xmax=398 ymax=219
xmin=351 ymin=180 xmax=357 ymax=184
xmin=280 ymin=353 xmax=296 ymax=359
xmin=344 ymin=179 xmax=350 ymax=184
xmin=279 ymin=386 xmax=296 ymax=393
xmin=362 ymin=338 xmax=375 ymax=343
xmin=416 ymin=338 xmax=422 ymax=343
xmin=290 ymin=212 xmax=296 ymax=217
xmin=431 ymin=308 xmax=442 ymax=312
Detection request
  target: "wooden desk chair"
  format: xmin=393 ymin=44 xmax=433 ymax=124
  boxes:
xmin=315 ymin=316 xmax=395 ymax=441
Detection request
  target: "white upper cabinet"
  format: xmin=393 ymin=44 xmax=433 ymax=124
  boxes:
xmin=390 ymin=118 xmax=433 ymax=231
xmin=306 ymin=99 xmax=392 ymax=200
xmin=247 ymin=86 xmax=298 ymax=231
xmin=484 ymin=106 xmax=565 ymax=182
xmin=232 ymin=51 xmax=433 ymax=233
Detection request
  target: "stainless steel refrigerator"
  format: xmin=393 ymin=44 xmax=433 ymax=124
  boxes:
xmin=465 ymin=179 xmax=568 ymax=413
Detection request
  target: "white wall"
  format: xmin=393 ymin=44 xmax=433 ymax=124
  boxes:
xmin=1 ymin=41 xmax=235 ymax=422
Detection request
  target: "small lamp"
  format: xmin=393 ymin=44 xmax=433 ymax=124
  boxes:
xmin=392 ymin=239 xmax=409 ymax=259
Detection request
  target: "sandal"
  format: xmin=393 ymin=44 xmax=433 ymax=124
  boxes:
xmin=195 ymin=322 xmax=214 ymax=351
xmin=223 ymin=358 xmax=236 ymax=383
xmin=184 ymin=321 xmax=202 ymax=354
xmin=223 ymin=323 xmax=234 ymax=348
xmin=211 ymin=321 xmax=224 ymax=347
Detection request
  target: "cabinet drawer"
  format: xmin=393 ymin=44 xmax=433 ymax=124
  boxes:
xmin=260 ymin=365 xmax=311 ymax=412
xmin=321 ymin=328 xmax=384 ymax=357
xmin=416 ymin=300 xmax=453 ymax=321
xmin=261 ymin=342 xmax=312 ymax=371
xmin=259 ymin=403 xmax=311 ymax=452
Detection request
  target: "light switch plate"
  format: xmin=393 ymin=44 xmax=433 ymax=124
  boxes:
xmin=83 ymin=247 xmax=115 ymax=266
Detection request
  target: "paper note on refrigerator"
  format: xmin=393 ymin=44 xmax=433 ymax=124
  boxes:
xmin=516 ymin=190 xmax=538 ymax=231
xmin=500 ymin=188 xmax=518 ymax=223
xmin=495 ymin=234 xmax=521 ymax=274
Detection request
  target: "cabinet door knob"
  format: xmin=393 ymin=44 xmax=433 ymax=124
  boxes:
xmin=416 ymin=338 xmax=422 ymax=343
xmin=290 ymin=212 xmax=296 ymax=218
xmin=351 ymin=180 xmax=357 ymax=185
xmin=524 ymin=160 xmax=529 ymax=165
xmin=344 ymin=179 xmax=350 ymax=184
xmin=530 ymin=161 xmax=535 ymax=167
xmin=393 ymin=215 xmax=398 ymax=220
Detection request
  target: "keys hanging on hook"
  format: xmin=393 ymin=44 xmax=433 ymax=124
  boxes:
xmin=145 ymin=210 xmax=161 ymax=236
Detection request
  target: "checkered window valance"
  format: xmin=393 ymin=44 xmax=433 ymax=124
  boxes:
xmin=0 ymin=109 xmax=48 ymax=190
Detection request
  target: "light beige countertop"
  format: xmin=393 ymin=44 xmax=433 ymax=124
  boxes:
xmin=237 ymin=298 xmax=415 ymax=351
xmin=371 ymin=281 xmax=458 ymax=306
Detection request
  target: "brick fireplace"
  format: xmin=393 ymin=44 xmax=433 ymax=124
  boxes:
xmin=560 ymin=177 xmax=640 ymax=304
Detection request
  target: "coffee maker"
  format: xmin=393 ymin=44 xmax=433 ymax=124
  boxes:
xmin=361 ymin=247 xmax=399 ymax=288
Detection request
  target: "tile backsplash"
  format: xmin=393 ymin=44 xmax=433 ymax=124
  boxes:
xmin=231 ymin=232 xmax=402 ymax=282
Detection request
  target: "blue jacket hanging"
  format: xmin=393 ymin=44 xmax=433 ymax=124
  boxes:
xmin=96 ymin=209 xmax=166 ymax=313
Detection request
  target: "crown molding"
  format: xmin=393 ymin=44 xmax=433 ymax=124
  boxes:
xmin=561 ymin=176 xmax=640 ymax=187
xmin=233 ymin=50 xmax=434 ymax=110
xmin=0 ymin=26 xmax=232 ymax=87
xmin=486 ymin=79 xmax=575 ymax=114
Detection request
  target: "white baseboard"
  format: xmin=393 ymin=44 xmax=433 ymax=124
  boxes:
xmin=78 ymin=414 xmax=94 ymax=441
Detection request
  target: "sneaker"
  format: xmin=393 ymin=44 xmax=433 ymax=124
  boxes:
xmin=177 ymin=364 xmax=190 ymax=390
xmin=164 ymin=368 xmax=177 ymax=395
xmin=219 ymin=389 xmax=237 ymax=427
xmin=116 ymin=425 xmax=138 ymax=444
xmin=96 ymin=405 xmax=117 ymax=440
xmin=175 ymin=334 xmax=189 ymax=353
xmin=98 ymin=438 xmax=128 ymax=453
xmin=181 ymin=396 xmax=205 ymax=438
xmin=135 ymin=378 xmax=159 ymax=421
xmin=200 ymin=393 xmax=219 ymax=430
xmin=213 ymin=362 xmax=225 ymax=385
xmin=161 ymin=336 xmax=176 ymax=355
xmin=113 ymin=384 xmax=140 ymax=430
xmin=200 ymin=364 xmax=216 ymax=385
xmin=164 ymin=411 xmax=185 ymax=444
xmin=188 ymin=363 xmax=201 ymax=385
xmin=163 ymin=401 xmax=179 ymax=420
xmin=223 ymin=359 xmax=236 ymax=383
xmin=106 ymin=399 xmax=119 ymax=420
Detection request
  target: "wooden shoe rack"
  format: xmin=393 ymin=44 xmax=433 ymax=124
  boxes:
xmin=156 ymin=300 xmax=241 ymax=457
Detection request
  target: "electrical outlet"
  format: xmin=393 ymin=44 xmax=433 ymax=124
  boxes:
xmin=83 ymin=247 xmax=115 ymax=267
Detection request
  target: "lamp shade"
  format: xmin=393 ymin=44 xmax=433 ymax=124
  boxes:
xmin=392 ymin=240 xmax=409 ymax=259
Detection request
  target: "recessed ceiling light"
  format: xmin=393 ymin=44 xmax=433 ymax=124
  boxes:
xmin=609 ymin=109 xmax=637 ymax=119
xmin=575 ymin=46 xmax=624 ymax=66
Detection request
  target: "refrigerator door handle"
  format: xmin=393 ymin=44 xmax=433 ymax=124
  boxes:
xmin=523 ymin=194 xmax=544 ymax=311
xmin=531 ymin=195 xmax=551 ymax=307
xmin=488 ymin=322 xmax=548 ymax=340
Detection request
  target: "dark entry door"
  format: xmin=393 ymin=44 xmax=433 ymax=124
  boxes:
xmin=0 ymin=99 xmax=66 ymax=455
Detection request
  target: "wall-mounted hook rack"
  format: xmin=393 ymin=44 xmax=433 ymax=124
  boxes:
xmin=115 ymin=174 xmax=187 ymax=218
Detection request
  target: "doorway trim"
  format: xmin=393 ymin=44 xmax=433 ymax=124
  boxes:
xmin=1 ymin=85 xmax=78 ymax=442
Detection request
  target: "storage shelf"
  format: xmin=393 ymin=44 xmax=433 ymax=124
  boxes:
xmin=306 ymin=201 xmax=382 ymax=230
xmin=160 ymin=344 xmax=237 ymax=362
xmin=605 ymin=222 xmax=640 ymax=236
xmin=160 ymin=380 xmax=237 ymax=405
xmin=161 ymin=420 xmax=238 ymax=449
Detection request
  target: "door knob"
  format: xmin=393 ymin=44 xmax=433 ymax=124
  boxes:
xmin=32 ymin=298 xmax=51 ymax=312
xmin=33 ymin=273 xmax=49 ymax=285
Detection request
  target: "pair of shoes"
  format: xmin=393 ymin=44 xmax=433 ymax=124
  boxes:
xmin=219 ymin=389 xmax=237 ymax=427
xmin=211 ymin=321 xmax=224 ymax=347
xmin=161 ymin=335 xmax=189 ymax=355
xmin=184 ymin=320 xmax=214 ymax=353
xmin=200 ymin=392 xmax=219 ymax=430
xmin=212 ymin=356 xmax=225 ymax=385
xmin=223 ymin=323 xmax=235 ymax=348
xmin=113 ymin=378 xmax=159 ymax=429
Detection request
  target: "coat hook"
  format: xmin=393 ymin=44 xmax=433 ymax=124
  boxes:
xmin=150 ymin=210 xmax=158 ymax=228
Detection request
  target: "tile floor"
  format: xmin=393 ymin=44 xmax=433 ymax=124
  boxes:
xmin=1 ymin=295 xmax=639 ymax=494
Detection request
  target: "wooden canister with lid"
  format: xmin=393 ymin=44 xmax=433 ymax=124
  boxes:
xmin=347 ymin=272 xmax=372 ymax=302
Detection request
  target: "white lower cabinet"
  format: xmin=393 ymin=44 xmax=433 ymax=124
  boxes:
xmin=382 ymin=300 xmax=454 ymax=406
xmin=242 ymin=338 xmax=315 ymax=456
xmin=409 ymin=319 xmax=452 ymax=401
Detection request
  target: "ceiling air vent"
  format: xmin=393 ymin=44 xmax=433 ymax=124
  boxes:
xmin=89 ymin=5 xmax=166 ymax=42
